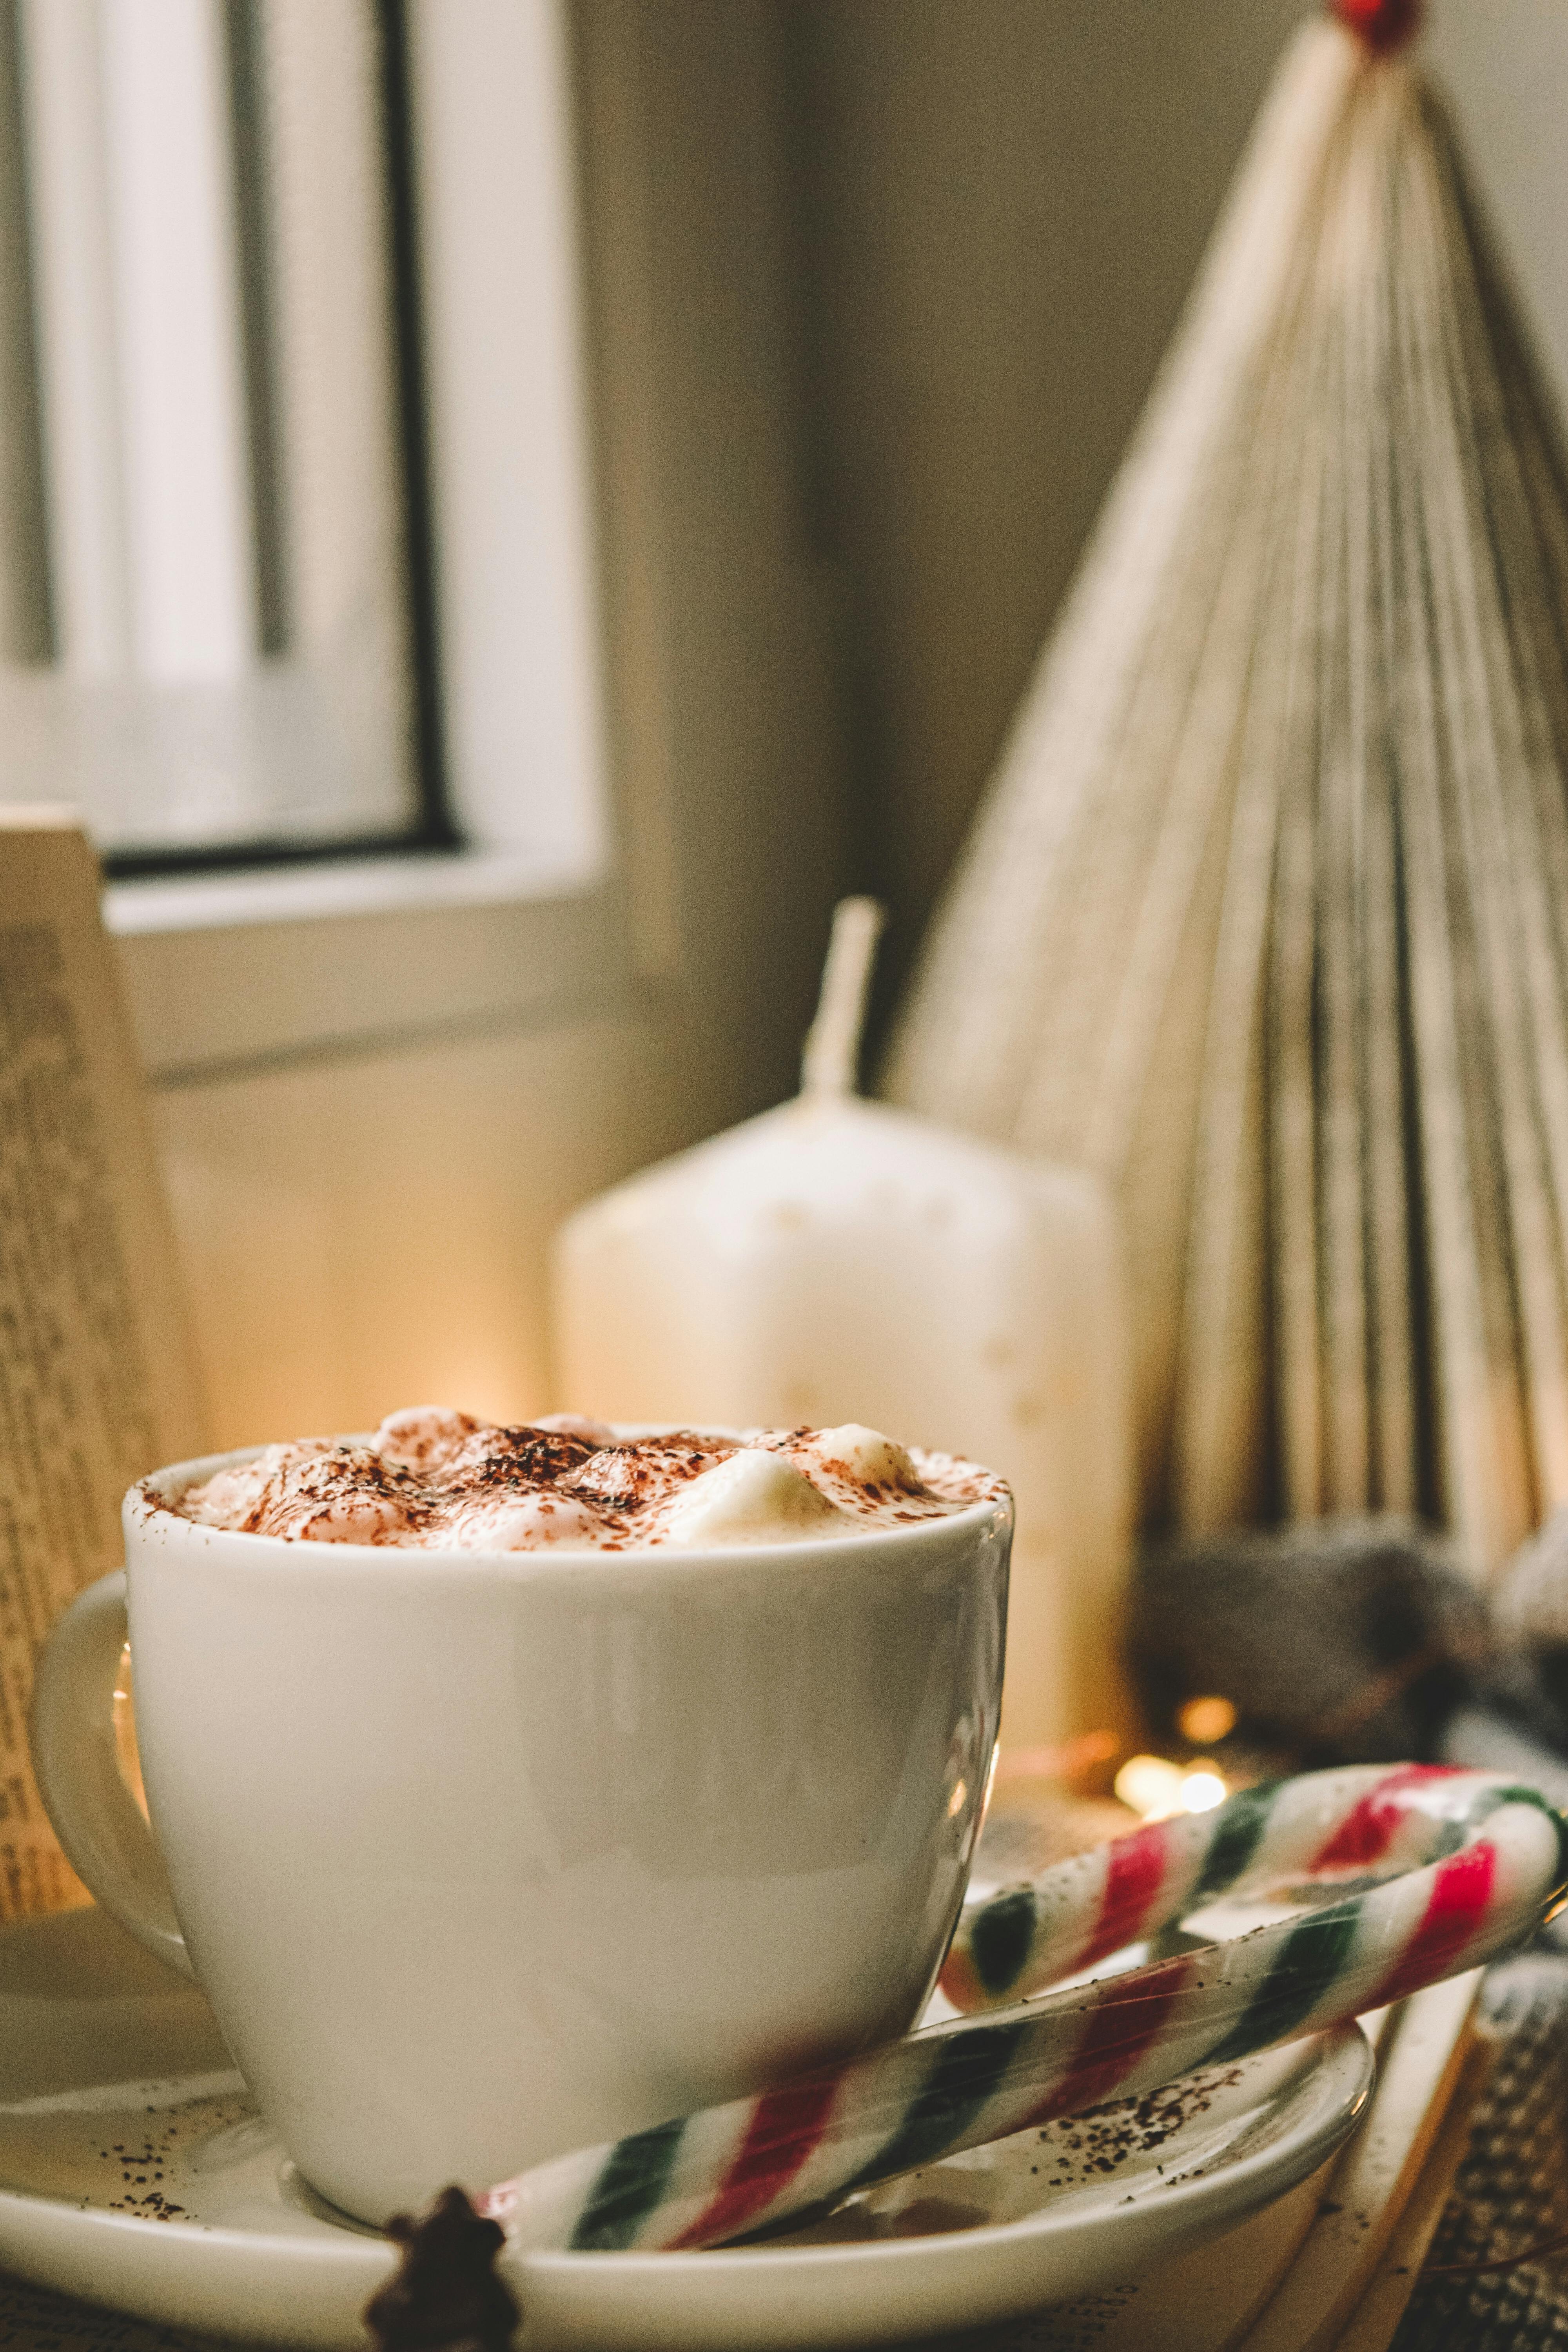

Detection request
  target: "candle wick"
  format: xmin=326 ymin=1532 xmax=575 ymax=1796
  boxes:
xmin=800 ymin=897 xmax=886 ymax=1099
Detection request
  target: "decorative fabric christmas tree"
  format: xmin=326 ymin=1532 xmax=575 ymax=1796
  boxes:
xmin=884 ymin=1 xmax=1568 ymax=1576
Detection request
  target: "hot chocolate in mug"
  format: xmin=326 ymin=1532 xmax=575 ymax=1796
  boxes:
xmin=30 ymin=1428 xmax=1010 ymax=2223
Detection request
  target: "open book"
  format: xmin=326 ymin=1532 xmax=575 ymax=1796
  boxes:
xmin=0 ymin=811 xmax=207 ymax=1918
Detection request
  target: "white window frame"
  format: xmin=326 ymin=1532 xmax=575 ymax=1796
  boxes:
xmin=105 ymin=0 xmax=642 ymax=1086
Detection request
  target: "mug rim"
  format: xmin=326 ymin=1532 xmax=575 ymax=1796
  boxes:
xmin=125 ymin=1429 xmax=1013 ymax=1581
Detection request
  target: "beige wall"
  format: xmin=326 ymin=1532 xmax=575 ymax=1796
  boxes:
xmin=1426 ymin=0 xmax=1568 ymax=410
xmin=794 ymin=0 xmax=1310 ymax=1008
xmin=151 ymin=1010 xmax=685 ymax=1445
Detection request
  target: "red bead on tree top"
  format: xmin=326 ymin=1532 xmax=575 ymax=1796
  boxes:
xmin=1332 ymin=0 xmax=1424 ymax=53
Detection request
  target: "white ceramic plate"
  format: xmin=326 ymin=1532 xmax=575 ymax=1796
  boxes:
xmin=0 ymin=1908 xmax=1372 ymax=2351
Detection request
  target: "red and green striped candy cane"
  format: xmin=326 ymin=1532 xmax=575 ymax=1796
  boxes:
xmin=941 ymin=1759 xmax=1550 ymax=2010
xmin=479 ymin=1764 xmax=1567 ymax=2257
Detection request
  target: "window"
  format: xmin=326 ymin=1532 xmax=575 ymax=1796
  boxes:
xmin=0 ymin=0 xmax=609 ymax=890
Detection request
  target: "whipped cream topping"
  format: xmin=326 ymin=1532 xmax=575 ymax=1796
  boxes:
xmin=165 ymin=1410 xmax=1004 ymax=1553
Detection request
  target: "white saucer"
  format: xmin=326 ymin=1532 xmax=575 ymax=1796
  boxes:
xmin=0 ymin=1908 xmax=1372 ymax=2350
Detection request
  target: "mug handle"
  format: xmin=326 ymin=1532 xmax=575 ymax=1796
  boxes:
xmin=30 ymin=1572 xmax=194 ymax=1980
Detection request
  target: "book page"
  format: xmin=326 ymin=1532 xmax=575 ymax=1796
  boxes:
xmin=0 ymin=813 xmax=207 ymax=1919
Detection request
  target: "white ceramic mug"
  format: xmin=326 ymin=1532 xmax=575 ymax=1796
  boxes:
xmin=30 ymin=1440 xmax=1010 ymax=2224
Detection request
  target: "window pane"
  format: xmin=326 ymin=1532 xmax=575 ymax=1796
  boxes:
xmin=0 ymin=0 xmax=420 ymax=857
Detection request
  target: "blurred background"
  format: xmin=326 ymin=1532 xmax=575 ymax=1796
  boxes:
xmin=0 ymin=0 xmax=1562 ymax=1450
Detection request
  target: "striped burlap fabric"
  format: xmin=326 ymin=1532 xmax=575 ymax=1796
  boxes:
xmin=1393 ymin=1950 xmax=1568 ymax=2351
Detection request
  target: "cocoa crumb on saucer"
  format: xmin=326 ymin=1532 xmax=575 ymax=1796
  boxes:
xmin=365 ymin=2187 xmax=519 ymax=2352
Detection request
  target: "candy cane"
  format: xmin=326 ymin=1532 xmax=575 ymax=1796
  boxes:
xmin=480 ymin=1765 xmax=1566 ymax=2257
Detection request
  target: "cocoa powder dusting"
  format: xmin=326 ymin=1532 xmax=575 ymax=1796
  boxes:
xmin=155 ymin=1409 xmax=1007 ymax=1555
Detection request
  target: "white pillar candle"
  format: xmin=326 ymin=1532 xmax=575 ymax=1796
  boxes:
xmin=552 ymin=904 xmax=1136 ymax=1749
